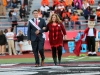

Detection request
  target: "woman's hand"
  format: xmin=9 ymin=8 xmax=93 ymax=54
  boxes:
xmin=42 ymin=27 xmax=46 ymax=30
xmin=63 ymin=35 xmax=67 ymax=40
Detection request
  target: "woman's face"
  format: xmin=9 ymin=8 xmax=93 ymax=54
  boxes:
xmin=52 ymin=15 xmax=56 ymax=22
xmin=18 ymin=30 xmax=22 ymax=34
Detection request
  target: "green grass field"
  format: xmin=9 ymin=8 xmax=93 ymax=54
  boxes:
xmin=0 ymin=56 xmax=100 ymax=64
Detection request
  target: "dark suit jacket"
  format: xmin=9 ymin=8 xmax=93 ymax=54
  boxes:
xmin=27 ymin=18 xmax=46 ymax=41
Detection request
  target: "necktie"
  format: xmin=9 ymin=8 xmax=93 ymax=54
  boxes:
xmin=36 ymin=19 xmax=38 ymax=25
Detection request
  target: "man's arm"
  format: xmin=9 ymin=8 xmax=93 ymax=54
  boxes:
xmin=39 ymin=19 xmax=46 ymax=33
xmin=27 ymin=21 xmax=31 ymax=40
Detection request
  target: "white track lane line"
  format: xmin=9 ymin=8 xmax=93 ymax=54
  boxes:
xmin=68 ymin=57 xmax=87 ymax=61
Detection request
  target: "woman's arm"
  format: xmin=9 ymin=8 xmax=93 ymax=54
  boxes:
xmin=43 ymin=23 xmax=49 ymax=32
xmin=60 ymin=23 xmax=67 ymax=40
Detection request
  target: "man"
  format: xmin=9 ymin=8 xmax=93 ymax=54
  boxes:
xmin=27 ymin=10 xmax=46 ymax=67
xmin=70 ymin=12 xmax=81 ymax=29
xmin=0 ymin=0 xmax=7 ymax=16
xmin=40 ymin=4 xmax=49 ymax=19
xmin=6 ymin=28 xmax=17 ymax=55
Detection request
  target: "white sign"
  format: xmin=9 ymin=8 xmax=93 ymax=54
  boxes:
xmin=15 ymin=41 xmax=32 ymax=51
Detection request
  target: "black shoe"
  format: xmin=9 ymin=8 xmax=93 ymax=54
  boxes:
xmin=53 ymin=58 xmax=57 ymax=66
xmin=58 ymin=61 xmax=61 ymax=65
xmin=54 ymin=62 xmax=57 ymax=66
xmin=92 ymin=54 xmax=97 ymax=56
xmin=88 ymin=54 xmax=92 ymax=56
xmin=35 ymin=64 xmax=39 ymax=67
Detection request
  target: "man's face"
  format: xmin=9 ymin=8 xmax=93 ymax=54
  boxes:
xmin=88 ymin=21 xmax=95 ymax=28
xmin=33 ymin=11 xmax=38 ymax=18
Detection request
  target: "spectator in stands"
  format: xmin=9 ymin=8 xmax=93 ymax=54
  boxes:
xmin=70 ymin=12 xmax=81 ymax=29
xmin=54 ymin=5 xmax=62 ymax=20
xmin=0 ymin=0 xmax=7 ymax=16
xmin=67 ymin=5 xmax=73 ymax=14
xmin=82 ymin=0 xmax=89 ymax=10
xmin=4 ymin=29 xmax=8 ymax=54
xmin=97 ymin=2 xmax=100 ymax=9
xmin=88 ymin=10 xmax=97 ymax=22
xmin=11 ymin=9 xmax=21 ymax=32
xmin=41 ymin=0 xmax=49 ymax=6
xmin=17 ymin=0 xmax=21 ymax=5
xmin=23 ymin=0 xmax=28 ymax=12
xmin=6 ymin=28 xmax=17 ymax=55
xmin=52 ymin=0 xmax=60 ymax=10
xmin=83 ymin=6 xmax=92 ymax=22
xmin=62 ymin=10 xmax=70 ymax=27
xmin=96 ymin=9 xmax=100 ymax=22
xmin=8 ymin=8 xmax=14 ymax=22
xmin=37 ymin=9 xmax=42 ymax=18
xmin=65 ymin=0 xmax=73 ymax=7
xmin=6 ymin=0 xmax=11 ymax=8
xmin=46 ymin=14 xmax=67 ymax=65
xmin=74 ymin=0 xmax=82 ymax=9
xmin=62 ymin=9 xmax=70 ymax=20
xmin=19 ymin=5 xmax=26 ymax=19
xmin=59 ymin=0 xmax=66 ymax=7
xmin=0 ymin=30 xmax=7 ymax=56
xmin=12 ymin=0 xmax=18 ymax=8
xmin=40 ymin=4 xmax=49 ymax=19
xmin=4 ymin=29 xmax=8 ymax=34
xmin=16 ymin=30 xmax=24 ymax=55
xmin=58 ymin=3 xmax=65 ymax=12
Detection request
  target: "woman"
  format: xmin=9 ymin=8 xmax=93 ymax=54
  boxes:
xmin=16 ymin=30 xmax=24 ymax=54
xmin=46 ymin=14 xmax=67 ymax=65
xmin=12 ymin=0 xmax=17 ymax=8
xmin=19 ymin=5 xmax=26 ymax=19
xmin=0 ymin=30 xmax=7 ymax=56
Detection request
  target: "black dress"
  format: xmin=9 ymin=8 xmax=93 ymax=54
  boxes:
xmin=0 ymin=34 xmax=7 ymax=45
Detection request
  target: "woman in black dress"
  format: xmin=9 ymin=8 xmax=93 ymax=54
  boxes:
xmin=16 ymin=30 xmax=24 ymax=54
xmin=0 ymin=30 xmax=7 ymax=56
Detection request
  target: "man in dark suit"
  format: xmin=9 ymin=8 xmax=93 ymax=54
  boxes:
xmin=27 ymin=10 xmax=46 ymax=67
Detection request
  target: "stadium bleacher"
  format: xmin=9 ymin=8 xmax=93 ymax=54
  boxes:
xmin=0 ymin=0 xmax=100 ymax=31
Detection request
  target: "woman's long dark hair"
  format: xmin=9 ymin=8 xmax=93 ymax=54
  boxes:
xmin=0 ymin=30 xmax=3 ymax=35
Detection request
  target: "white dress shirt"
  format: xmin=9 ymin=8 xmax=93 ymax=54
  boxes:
xmin=40 ymin=6 xmax=49 ymax=12
xmin=88 ymin=28 xmax=94 ymax=36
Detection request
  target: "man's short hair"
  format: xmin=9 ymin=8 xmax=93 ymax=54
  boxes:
xmin=32 ymin=10 xmax=38 ymax=14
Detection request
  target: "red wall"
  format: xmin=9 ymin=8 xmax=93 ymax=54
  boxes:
xmin=44 ymin=30 xmax=82 ymax=51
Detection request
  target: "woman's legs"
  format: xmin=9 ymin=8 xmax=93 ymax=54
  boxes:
xmin=1 ymin=45 xmax=5 ymax=54
xmin=57 ymin=46 xmax=62 ymax=64
xmin=51 ymin=47 xmax=57 ymax=65
xmin=0 ymin=45 xmax=2 ymax=54
xmin=18 ymin=44 xmax=23 ymax=54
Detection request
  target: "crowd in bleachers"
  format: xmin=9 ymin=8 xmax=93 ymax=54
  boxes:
xmin=39 ymin=0 xmax=100 ymax=30
xmin=0 ymin=0 xmax=29 ymax=32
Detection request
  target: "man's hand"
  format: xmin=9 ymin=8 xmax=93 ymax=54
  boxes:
xmin=28 ymin=40 xmax=31 ymax=45
xmin=42 ymin=27 xmax=46 ymax=30
xmin=35 ymin=30 xmax=40 ymax=35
